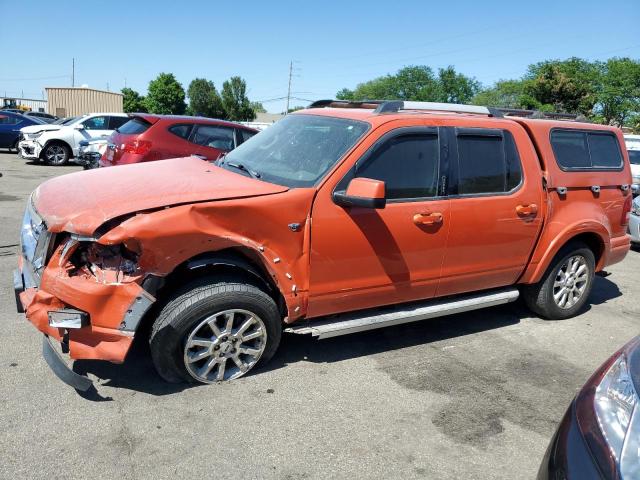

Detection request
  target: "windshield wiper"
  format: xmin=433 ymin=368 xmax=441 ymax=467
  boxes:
xmin=221 ymin=160 xmax=261 ymax=179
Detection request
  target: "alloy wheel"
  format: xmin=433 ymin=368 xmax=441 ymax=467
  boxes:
xmin=183 ymin=309 xmax=267 ymax=383
xmin=45 ymin=145 xmax=66 ymax=164
xmin=552 ymin=255 xmax=589 ymax=309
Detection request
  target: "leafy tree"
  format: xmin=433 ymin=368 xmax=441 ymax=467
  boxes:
xmin=221 ymin=76 xmax=255 ymax=121
xmin=250 ymin=101 xmax=266 ymax=113
xmin=187 ymin=78 xmax=224 ymax=118
xmin=336 ymin=88 xmax=355 ymax=100
xmin=145 ymin=73 xmax=186 ymax=114
xmin=595 ymin=57 xmax=640 ymax=126
xmin=524 ymin=58 xmax=600 ymax=114
xmin=435 ymin=66 xmax=480 ymax=103
xmin=472 ymin=79 xmax=541 ymax=109
xmin=121 ymin=87 xmax=147 ymax=113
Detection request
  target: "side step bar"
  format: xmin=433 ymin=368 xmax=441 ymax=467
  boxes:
xmin=285 ymin=288 xmax=519 ymax=339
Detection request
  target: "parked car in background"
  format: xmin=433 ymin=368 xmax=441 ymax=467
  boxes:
xmin=0 ymin=111 xmax=45 ymax=152
xmin=629 ymin=195 xmax=640 ymax=245
xmin=74 ymin=137 xmax=109 ymax=169
xmin=538 ymin=336 xmax=640 ymax=479
xmin=24 ymin=111 xmax=58 ymax=123
xmin=99 ymin=114 xmax=258 ymax=167
xmin=14 ymin=100 xmax=632 ymax=390
xmin=625 ymin=135 xmax=640 ymax=195
xmin=18 ymin=113 xmax=128 ymax=165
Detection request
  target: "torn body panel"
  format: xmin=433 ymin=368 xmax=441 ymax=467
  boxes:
xmin=99 ymin=188 xmax=315 ymax=322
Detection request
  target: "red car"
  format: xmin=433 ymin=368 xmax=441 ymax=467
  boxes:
xmin=99 ymin=114 xmax=258 ymax=167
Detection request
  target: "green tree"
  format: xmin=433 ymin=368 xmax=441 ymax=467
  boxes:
xmin=596 ymin=57 xmax=640 ymax=126
xmin=221 ymin=76 xmax=255 ymax=121
xmin=435 ymin=66 xmax=480 ymax=103
xmin=145 ymin=73 xmax=186 ymax=114
xmin=187 ymin=78 xmax=224 ymax=118
xmin=250 ymin=101 xmax=266 ymax=113
xmin=472 ymin=79 xmax=541 ymax=109
xmin=524 ymin=58 xmax=600 ymax=114
xmin=121 ymin=87 xmax=147 ymax=113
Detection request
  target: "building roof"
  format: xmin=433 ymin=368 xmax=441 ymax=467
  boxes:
xmin=45 ymin=86 xmax=123 ymax=96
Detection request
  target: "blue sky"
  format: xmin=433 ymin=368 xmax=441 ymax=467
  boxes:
xmin=1 ymin=0 xmax=638 ymax=113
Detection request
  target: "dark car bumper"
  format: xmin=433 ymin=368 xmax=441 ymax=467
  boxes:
xmin=538 ymin=403 xmax=607 ymax=480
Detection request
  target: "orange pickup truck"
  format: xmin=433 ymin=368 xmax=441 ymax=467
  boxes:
xmin=14 ymin=100 xmax=633 ymax=389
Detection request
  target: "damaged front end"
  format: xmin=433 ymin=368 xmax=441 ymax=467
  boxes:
xmin=15 ymin=197 xmax=156 ymax=389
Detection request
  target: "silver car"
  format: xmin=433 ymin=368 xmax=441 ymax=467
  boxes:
xmin=630 ymin=195 xmax=640 ymax=244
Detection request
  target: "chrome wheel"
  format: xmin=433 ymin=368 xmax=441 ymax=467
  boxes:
xmin=45 ymin=145 xmax=67 ymax=164
xmin=183 ymin=309 xmax=267 ymax=383
xmin=553 ymin=255 xmax=589 ymax=309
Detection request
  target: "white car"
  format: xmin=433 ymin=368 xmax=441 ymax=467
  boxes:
xmin=19 ymin=113 xmax=128 ymax=165
xmin=625 ymin=134 xmax=640 ymax=195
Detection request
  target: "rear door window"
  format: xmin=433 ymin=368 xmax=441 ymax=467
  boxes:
xmin=168 ymin=124 xmax=193 ymax=140
xmin=190 ymin=124 xmax=235 ymax=151
xmin=551 ymin=129 xmax=623 ymax=170
xmin=628 ymin=150 xmax=640 ymax=166
xmin=454 ymin=129 xmax=522 ymax=195
xmin=0 ymin=114 xmax=20 ymax=125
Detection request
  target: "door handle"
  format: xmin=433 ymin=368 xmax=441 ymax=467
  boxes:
xmin=413 ymin=212 xmax=443 ymax=225
xmin=516 ymin=204 xmax=538 ymax=216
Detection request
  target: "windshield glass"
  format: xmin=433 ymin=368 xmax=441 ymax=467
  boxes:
xmin=221 ymin=114 xmax=369 ymax=187
xmin=628 ymin=150 xmax=640 ymax=165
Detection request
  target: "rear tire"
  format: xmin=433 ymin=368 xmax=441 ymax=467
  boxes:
xmin=149 ymin=277 xmax=282 ymax=384
xmin=522 ymin=242 xmax=595 ymax=320
xmin=42 ymin=142 xmax=70 ymax=165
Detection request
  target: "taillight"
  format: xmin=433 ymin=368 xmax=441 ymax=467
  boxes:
xmin=621 ymin=195 xmax=632 ymax=226
xmin=122 ymin=139 xmax=152 ymax=155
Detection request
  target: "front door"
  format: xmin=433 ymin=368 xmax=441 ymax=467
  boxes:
xmin=307 ymin=127 xmax=451 ymax=318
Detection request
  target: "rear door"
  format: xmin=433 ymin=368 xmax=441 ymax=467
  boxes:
xmin=0 ymin=113 xmax=22 ymax=147
xmin=436 ymin=124 xmax=544 ymax=296
xmin=189 ymin=124 xmax=236 ymax=160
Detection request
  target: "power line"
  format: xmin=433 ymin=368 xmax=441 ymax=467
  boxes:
xmin=0 ymin=74 xmax=70 ymax=82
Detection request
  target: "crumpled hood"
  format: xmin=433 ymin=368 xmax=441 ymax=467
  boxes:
xmin=20 ymin=124 xmax=63 ymax=134
xmin=33 ymin=157 xmax=288 ymax=235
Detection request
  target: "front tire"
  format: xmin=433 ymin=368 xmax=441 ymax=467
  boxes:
xmin=522 ymin=242 xmax=595 ymax=320
xmin=42 ymin=142 xmax=70 ymax=165
xmin=149 ymin=278 xmax=282 ymax=384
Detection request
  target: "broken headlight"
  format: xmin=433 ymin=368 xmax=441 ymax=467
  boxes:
xmin=62 ymin=237 xmax=141 ymax=283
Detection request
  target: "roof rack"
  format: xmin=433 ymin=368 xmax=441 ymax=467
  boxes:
xmin=496 ymin=108 xmax=584 ymax=121
xmin=307 ymin=99 xmax=504 ymax=118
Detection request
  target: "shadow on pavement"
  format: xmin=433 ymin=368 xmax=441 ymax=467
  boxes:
xmin=71 ymin=276 xmax=622 ymax=400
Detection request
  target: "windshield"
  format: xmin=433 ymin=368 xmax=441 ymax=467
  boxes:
xmin=628 ymin=150 xmax=640 ymax=166
xmin=221 ymin=114 xmax=369 ymax=187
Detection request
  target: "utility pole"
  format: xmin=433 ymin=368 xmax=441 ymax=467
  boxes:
xmin=285 ymin=60 xmax=293 ymax=115
xmin=72 ymin=58 xmax=75 ymax=87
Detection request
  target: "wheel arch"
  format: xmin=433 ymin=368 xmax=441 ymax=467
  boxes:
xmin=519 ymin=224 xmax=608 ymax=284
xmin=136 ymin=247 xmax=288 ymax=337
xmin=41 ymin=138 xmax=74 ymax=158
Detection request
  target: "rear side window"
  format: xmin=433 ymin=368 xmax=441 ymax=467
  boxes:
xmin=118 ymin=118 xmax=151 ymax=135
xmin=190 ymin=124 xmax=235 ymax=150
xmin=551 ymin=129 xmax=623 ymax=170
xmin=629 ymin=150 xmax=640 ymax=166
xmin=357 ymin=133 xmax=440 ymax=200
xmin=108 ymin=116 xmax=129 ymax=130
xmin=455 ymin=129 xmax=522 ymax=195
xmin=0 ymin=114 xmax=20 ymax=125
xmin=239 ymin=129 xmax=256 ymax=143
xmin=168 ymin=124 xmax=192 ymax=140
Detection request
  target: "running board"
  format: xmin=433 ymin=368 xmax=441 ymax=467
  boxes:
xmin=285 ymin=288 xmax=519 ymax=339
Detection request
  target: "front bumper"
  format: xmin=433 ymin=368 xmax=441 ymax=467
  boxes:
xmin=15 ymin=247 xmax=155 ymax=386
xmin=629 ymin=213 xmax=640 ymax=244
xmin=18 ymin=139 xmax=41 ymax=159
xmin=42 ymin=335 xmax=93 ymax=391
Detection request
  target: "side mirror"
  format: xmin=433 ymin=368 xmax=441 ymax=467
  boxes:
xmin=333 ymin=177 xmax=386 ymax=209
xmin=73 ymin=124 xmax=85 ymax=130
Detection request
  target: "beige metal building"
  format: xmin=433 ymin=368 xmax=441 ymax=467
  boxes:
xmin=45 ymin=87 xmax=123 ymax=117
